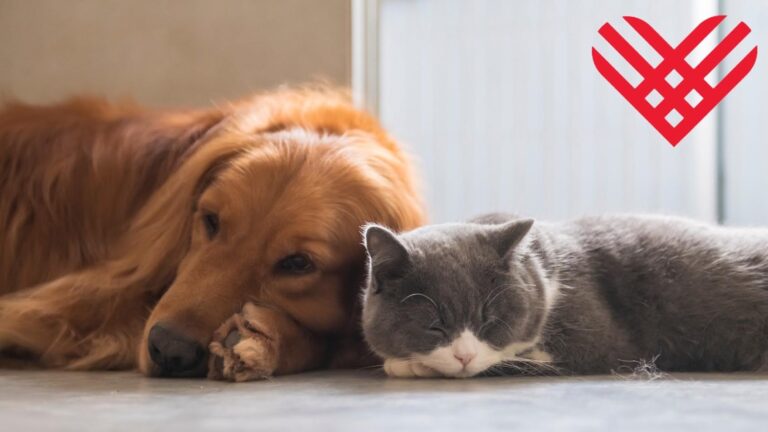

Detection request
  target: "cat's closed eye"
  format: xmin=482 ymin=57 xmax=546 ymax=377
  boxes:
xmin=427 ymin=321 xmax=449 ymax=338
xmin=478 ymin=317 xmax=500 ymax=337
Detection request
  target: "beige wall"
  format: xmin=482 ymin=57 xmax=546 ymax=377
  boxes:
xmin=0 ymin=0 xmax=350 ymax=107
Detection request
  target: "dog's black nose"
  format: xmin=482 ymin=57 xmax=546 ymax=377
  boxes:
xmin=148 ymin=323 xmax=207 ymax=377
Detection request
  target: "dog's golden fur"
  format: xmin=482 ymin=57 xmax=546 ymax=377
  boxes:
xmin=0 ymin=87 xmax=425 ymax=375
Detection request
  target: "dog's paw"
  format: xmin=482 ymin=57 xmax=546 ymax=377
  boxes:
xmin=208 ymin=303 xmax=280 ymax=382
xmin=383 ymin=358 xmax=441 ymax=378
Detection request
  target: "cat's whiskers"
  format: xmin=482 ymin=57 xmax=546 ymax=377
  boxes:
xmin=497 ymin=358 xmax=561 ymax=375
xmin=482 ymin=284 xmax=514 ymax=310
xmin=489 ymin=316 xmax=516 ymax=338
xmin=358 ymin=364 xmax=386 ymax=370
xmin=477 ymin=320 xmax=494 ymax=335
xmin=493 ymin=361 xmax=529 ymax=375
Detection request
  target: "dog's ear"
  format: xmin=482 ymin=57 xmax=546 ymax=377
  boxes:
xmin=114 ymin=130 xmax=245 ymax=285
xmin=0 ymin=101 xmax=237 ymax=370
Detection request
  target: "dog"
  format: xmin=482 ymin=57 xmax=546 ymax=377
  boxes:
xmin=0 ymin=86 xmax=425 ymax=379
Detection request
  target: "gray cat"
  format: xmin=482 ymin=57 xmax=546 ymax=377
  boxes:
xmin=361 ymin=213 xmax=768 ymax=378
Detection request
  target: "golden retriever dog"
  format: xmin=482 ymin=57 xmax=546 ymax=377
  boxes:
xmin=0 ymin=87 xmax=425 ymax=379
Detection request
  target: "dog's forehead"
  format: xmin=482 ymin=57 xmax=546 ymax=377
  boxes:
xmin=196 ymin=127 xmax=396 ymax=253
xmin=200 ymin=148 xmax=367 ymax=239
xmin=215 ymin=131 xmax=358 ymax=183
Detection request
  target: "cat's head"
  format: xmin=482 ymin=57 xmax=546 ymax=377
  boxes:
xmin=361 ymin=219 xmax=549 ymax=378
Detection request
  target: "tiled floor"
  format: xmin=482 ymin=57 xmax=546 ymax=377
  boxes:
xmin=1 ymin=369 xmax=767 ymax=431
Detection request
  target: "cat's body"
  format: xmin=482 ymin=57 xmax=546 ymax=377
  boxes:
xmin=361 ymin=214 xmax=768 ymax=378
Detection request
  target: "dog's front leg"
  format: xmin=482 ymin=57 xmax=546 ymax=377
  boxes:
xmin=207 ymin=302 xmax=327 ymax=382
xmin=0 ymin=269 xmax=151 ymax=370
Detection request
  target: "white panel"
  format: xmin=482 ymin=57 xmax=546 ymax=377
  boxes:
xmin=721 ymin=0 xmax=768 ymax=226
xmin=379 ymin=0 xmax=718 ymax=223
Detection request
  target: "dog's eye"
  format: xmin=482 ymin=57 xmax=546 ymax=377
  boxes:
xmin=202 ymin=212 xmax=219 ymax=239
xmin=276 ymin=253 xmax=314 ymax=275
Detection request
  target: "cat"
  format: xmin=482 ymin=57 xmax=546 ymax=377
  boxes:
xmin=360 ymin=213 xmax=768 ymax=378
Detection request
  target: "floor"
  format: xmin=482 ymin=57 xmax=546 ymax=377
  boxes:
xmin=2 ymin=369 xmax=768 ymax=432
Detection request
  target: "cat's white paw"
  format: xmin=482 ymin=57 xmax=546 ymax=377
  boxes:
xmin=383 ymin=358 xmax=441 ymax=378
xmin=411 ymin=361 xmax=442 ymax=377
xmin=383 ymin=359 xmax=415 ymax=377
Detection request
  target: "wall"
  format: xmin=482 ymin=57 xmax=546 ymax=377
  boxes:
xmin=0 ymin=0 xmax=350 ymax=107
xmin=722 ymin=0 xmax=768 ymax=226
xmin=377 ymin=0 xmax=764 ymax=224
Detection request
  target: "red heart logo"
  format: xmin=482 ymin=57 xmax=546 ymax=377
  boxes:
xmin=593 ymin=16 xmax=757 ymax=147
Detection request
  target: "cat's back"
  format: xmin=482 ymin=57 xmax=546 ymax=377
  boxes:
xmin=563 ymin=213 xmax=768 ymax=261
xmin=555 ymin=213 xmax=768 ymax=301
xmin=548 ymin=214 xmax=768 ymax=372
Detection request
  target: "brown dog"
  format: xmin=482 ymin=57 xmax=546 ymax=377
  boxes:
xmin=0 ymin=87 xmax=425 ymax=379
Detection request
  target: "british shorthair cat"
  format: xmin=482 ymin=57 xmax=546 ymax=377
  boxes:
xmin=361 ymin=213 xmax=768 ymax=378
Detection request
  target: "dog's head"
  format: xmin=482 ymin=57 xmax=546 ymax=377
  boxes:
xmin=130 ymin=93 xmax=424 ymax=377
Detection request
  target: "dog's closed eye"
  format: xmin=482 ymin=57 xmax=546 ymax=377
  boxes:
xmin=202 ymin=212 xmax=220 ymax=239
xmin=275 ymin=253 xmax=314 ymax=275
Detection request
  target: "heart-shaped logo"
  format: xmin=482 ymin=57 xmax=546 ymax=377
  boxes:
xmin=593 ymin=16 xmax=757 ymax=147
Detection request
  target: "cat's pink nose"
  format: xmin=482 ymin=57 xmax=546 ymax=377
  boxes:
xmin=454 ymin=353 xmax=476 ymax=367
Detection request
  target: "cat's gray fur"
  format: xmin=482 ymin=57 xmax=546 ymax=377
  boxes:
xmin=361 ymin=213 xmax=768 ymax=375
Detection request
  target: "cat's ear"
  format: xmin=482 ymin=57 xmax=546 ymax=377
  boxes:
xmin=487 ymin=218 xmax=534 ymax=256
xmin=363 ymin=224 xmax=410 ymax=279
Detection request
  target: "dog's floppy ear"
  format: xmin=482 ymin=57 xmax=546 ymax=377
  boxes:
xmin=0 ymin=102 xmax=240 ymax=370
xmin=112 ymin=130 xmax=246 ymax=288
